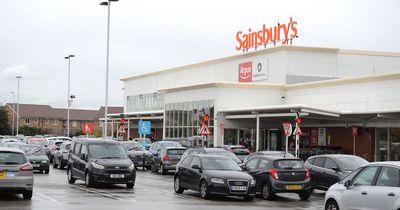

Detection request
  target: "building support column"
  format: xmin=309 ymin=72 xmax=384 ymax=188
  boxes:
xmin=163 ymin=109 xmax=166 ymax=139
xmin=387 ymin=128 xmax=391 ymax=161
xmin=111 ymin=120 xmax=114 ymax=139
xmin=127 ymin=119 xmax=130 ymax=140
xmin=237 ymin=129 xmax=240 ymax=145
xmin=256 ymin=114 xmax=260 ymax=152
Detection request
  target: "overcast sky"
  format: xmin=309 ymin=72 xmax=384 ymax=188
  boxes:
xmin=0 ymin=0 xmax=399 ymax=110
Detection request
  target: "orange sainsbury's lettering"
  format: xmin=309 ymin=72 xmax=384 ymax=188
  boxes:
xmin=235 ymin=17 xmax=298 ymax=51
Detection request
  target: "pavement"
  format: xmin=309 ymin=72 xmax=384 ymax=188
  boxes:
xmin=0 ymin=168 xmax=325 ymax=210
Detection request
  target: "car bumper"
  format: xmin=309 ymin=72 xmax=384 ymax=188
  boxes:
xmin=0 ymin=177 xmax=33 ymax=192
xmin=270 ymin=179 xmax=312 ymax=193
xmin=30 ymin=163 xmax=49 ymax=171
xmin=91 ymin=172 xmax=136 ymax=184
xmin=207 ymin=183 xmax=256 ymax=197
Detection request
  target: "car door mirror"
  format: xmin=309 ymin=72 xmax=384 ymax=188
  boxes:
xmin=192 ymin=164 xmax=201 ymax=170
xmin=80 ymin=154 xmax=87 ymax=161
xmin=332 ymin=167 xmax=340 ymax=172
xmin=344 ymin=180 xmax=352 ymax=188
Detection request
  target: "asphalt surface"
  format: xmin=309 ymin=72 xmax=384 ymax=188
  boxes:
xmin=0 ymin=168 xmax=325 ymax=210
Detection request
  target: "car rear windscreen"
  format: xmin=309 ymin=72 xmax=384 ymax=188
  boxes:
xmin=167 ymin=149 xmax=186 ymax=155
xmin=0 ymin=152 xmax=27 ymax=165
xmin=274 ymin=159 xmax=304 ymax=169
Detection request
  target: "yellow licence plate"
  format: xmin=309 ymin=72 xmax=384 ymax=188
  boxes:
xmin=0 ymin=171 xmax=5 ymax=179
xmin=286 ymin=185 xmax=302 ymax=190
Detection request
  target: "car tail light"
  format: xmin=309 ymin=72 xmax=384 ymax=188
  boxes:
xmin=162 ymin=155 xmax=170 ymax=161
xmin=305 ymin=168 xmax=310 ymax=180
xmin=268 ymin=169 xmax=279 ymax=180
xmin=63 ymin=150 xmax=69 ymax=154
xmin=20 ymin=163 xmax=33 ymax=171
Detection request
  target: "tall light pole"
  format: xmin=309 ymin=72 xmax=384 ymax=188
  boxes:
xmin=100 ymin=0 xmax=119 ymax=138
xmin=65 ymin=55 xmax=75 ymax=137
xmin=10 ymin=92 xmax=15 ymax=136
xmin=16 ymin=76 xmax=22 ymax=136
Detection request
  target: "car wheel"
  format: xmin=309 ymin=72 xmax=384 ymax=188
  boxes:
xmin=326 ymin=200 xmax=339 ymax=210
xmin=299 ymin=191 xmax=311 ymax=200
xmin=146 ymin=165 xmax=151 ymax=170
xmin=150 ymin=162 xmax=158 ymax=173
xmin=67 ymin=167 xmax=76 ymax=184
xmin=261 ymin=182 xmax=275 ymax=200
xmin=244 ymin=195 xmax=254 ymax=201
xmin=199 ymin=180 xmax=209 ymax=199
xmin=44 ymin=169 xmax=49 ymax=174
xmin=52 ymin=160 xmax=58 ymax=169
xmin=59 ymin=159 xmax=64 ymax=169
xmin=126 ymin=183 xmax=134 ymax=189
xmin=23 ymin=190 xmax=33 ymax=200
xmin=174 ymin=176 xmax=184 ymax=194
xmin=160 ymin=164 xmax=166 ymax=175
xmin=85 ymin=172 xmax=94 ymax=188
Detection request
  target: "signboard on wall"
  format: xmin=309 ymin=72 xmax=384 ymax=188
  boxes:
xmin=310 ymin=129 xmax=318 ymax=147
xmin=318 ymin=128 xmax=326 ymax=146
xmin=238 ymin=60 xmax=268 ymax=82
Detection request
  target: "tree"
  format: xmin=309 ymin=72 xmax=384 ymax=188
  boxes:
xmin=0 ymin=106 xmax=11 ymax=135
xmin=19 ymin=125 xmax=37 ymax=136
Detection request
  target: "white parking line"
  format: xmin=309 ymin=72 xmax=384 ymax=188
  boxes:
xmin=36 ymin=193 xmax=58 ymax=202
xmin=70 ymin=185 xmax=137 ymax=202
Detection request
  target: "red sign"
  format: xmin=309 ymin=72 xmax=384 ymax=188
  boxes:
xmin=294 ymin=124 xmax=302 ymax=135
xmin=282 ymin=122 xmax=292 ymax=136
xmin=238 ymin=62 xmax=252 ymax=82
xmin=198 ymin=124 xmax=211 ymax=136
xmin=82 ymin=123 xmax=93 ymax=135
xmin=352 ymin=126 xmax=358 ymax=136
xmin=235 ymin=17 xmax=298 ymax=51
xmin=118 ymin=125 xmax=126 ymax=135
xmin=310 ymin=129 xmax=318 ymax=147
xmin=219 ymin=123 xmax=225 ymax=135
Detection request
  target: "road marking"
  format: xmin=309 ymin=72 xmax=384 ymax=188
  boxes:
xmin=36 ymin=193 xmax=58 ymax=202
xmin=70 ymin=184 xmax=137 ymax=202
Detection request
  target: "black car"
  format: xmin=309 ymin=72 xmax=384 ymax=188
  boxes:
xmin=180 ymin=148 xmax=242 ymax=166
xmin=304 ymin=154 xmax=369 ymax=191
xmin=244 ymin=150 xmax=294 ymax=163
xmin=67 ymin=138 xmax=136 ymax=189
xmin=174 ymin=154 xmax=256 ymax=200
xmin=150 ymin=147 xmax=186 ymax=175
xmin=120 ymin=141 xmax=152 ymax=170
xmin=244 ymin=156 xmax=311 ymax=200
xmin=52 ymin=141 xmax=72 ymax=169
xmin=19 ymin=145 xmax=50 ymax=174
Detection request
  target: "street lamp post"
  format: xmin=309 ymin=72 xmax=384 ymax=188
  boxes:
xmin=10 ymin=92 xmax=15 ymax=136
xmin=100 ymin=0 xmax=119 ymax=138
xmin=64 ymin=55 xmax=75 ymax=137
xmin=16 ymin=76 xmax=22 ymax=136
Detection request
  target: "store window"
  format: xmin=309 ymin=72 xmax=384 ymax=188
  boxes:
xmin=165 ymin=100 xmax=214 ymax=140
xmin=126 ymin=93 xmax=164 ymax=112
xmin=375 ymin=128 xmax=400 ymax=161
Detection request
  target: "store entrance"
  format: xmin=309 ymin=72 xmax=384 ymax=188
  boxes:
xmin=375 ymin=128 xmax=400 ymax=161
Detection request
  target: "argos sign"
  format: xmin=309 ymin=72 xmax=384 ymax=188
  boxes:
xmin=236 ymin=17 xmax=298 ymax=51
xmin=238 ymin=60 xmax=267 ymax=82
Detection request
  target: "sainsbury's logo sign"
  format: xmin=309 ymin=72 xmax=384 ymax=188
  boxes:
xmin=238 ymin=62 xmax=252 ymax=82
xmin=235 ymin=17 xmax=298 ymax=51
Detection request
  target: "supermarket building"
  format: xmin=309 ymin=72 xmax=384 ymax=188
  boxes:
xmin=108 ymin=45 xmax=400 ymax=161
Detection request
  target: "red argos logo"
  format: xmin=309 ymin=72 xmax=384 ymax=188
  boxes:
xmin=238 ymin=62 xmax=252 ymax=82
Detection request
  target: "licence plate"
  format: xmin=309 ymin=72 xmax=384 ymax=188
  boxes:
xmin=0 ymin=171 xmax=5 ymax=179
xmin=33 ymin=164 xmax=40 ymax=167
xmin=6 ymin=172 xmax=16 ymax=177
xmin=0 ymin=171 xmax=16 ymax=178
xmin=285 ymin=185 xmax=302 ymax=190
xmin=231 ymin=186 xmax=247 ymax=191
xmin=110 ymin=174 xmax=124 ymax=178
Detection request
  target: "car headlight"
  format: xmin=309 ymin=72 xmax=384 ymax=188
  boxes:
xmin=41 ymin=160 xmax=48 ymax=163
xmin=92 ymin=162 xmax=104 ymax=170
xmin=211 ymin=178 xmax=225 ymax=184
xmin=128 ymin=163 xmax=135 ymax=171
xmin=250 ymin=179 xmax=256 ymax=185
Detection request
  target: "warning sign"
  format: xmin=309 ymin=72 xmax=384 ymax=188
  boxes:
xmin=294 ymin=125 xmax=302 ymax=136
xmin=118 ymin=125 xmax=126 ymax=135
xmin=198 ymin=124 xmax=211 ymax=136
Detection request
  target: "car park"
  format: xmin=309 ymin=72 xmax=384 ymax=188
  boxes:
xmin=180 ymin=148 xmax=243 ymax=166
xmin=120 ymin=141 xmax=152 ymax=170
xmin=0 ymin=139 xmax=26 ymax=149
xmin=305 ymin=154 xmax=369 ymax=191
xmin=174 ymin=154 xmax=256 ymax=200
xmin=219 ymin=145 xmax=251 ymax=162
xmin=0 ymin=147 xmax=34 ymax=199
xmin=134 ymin=138 xmax=153 ymax=150
xmin=19 ymin=145 xmax=50 ymax=174
xmin=324 ymin=161 xmax=400 ymax=210
xmin=67 ymin=138 xmax=136 ymax=189
xmin=27 ymin=138 xmax=49 ymax=148
xmin=243 ymin=156 xmax=311 ymax=200
xmin=52 ymin=141 xmax=72 ymax=169
xmin=148 ymin=141 xmax=182 ymax=156
xmin=163 ymin=138 xmax=195 ymax=148
xmin=244 ymin=151 xmax=295 ymax=163
xmin=150 ymin=147 xmax=186 ymax=175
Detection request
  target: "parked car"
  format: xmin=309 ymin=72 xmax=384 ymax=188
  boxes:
xmin=305 ymin=154 xmax=369 ymax=191
xmin=243 ymin=155 xmax=311 ymax=200
xmin=150 ymin=147 xmax=186 ymax=175
xmin=52 ymin=141 xmax=72 ymax=169
xmin=27 ymin=138 xmax=49 ymax=148
xmin=244 ymin=151 xmax=295 ymax=163
xmin=47 ymin=140 xmax=69 ymax=162
xmin=67 ymin=138 xmax=136 ymax=189
xmin=45 ymin=137 xmax=71 ymax=158
xmin=0 ymin=147 xmax=33 ymax=199
xmin=148 ymin=141 xmax=182 ymax=156
xmin=134 ymin=138 xmax=153 ymax=150
xmin=180 ymin=148 xmax=242 ymax=166
xmin=120 ymin=141 xmax=152 ymax=170
xmin=324 ymin=161 xmax=400 ymax=210
xmin=174 ymin=154 xmax=256 ymax=200
xmin=19 ymin=145 xmax=50 ymax=174
xmin=163 ymin=138 xmax=195 ymax=148
xmin=219 ymin=145 xmax=251 ymax=162
xmin=0 ymin=139 xmax=26 ymax=149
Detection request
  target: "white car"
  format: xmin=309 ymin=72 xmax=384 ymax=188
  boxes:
xmin=325 ymin=162 xmax=400 ymax=210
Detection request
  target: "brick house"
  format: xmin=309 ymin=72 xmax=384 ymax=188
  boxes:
xmin=4 ymin=103 xmax=122 ymax=136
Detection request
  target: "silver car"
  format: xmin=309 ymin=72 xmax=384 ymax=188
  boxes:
xmin=325 ymin=161 xmax=400 ymax=210
xmin=0 ymin=147 xmax=34 ymax=199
